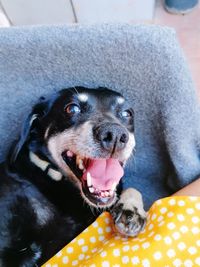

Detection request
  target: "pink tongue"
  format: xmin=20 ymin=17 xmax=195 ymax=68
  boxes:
xmin=82 ymin=159 xmax=124 ymax=191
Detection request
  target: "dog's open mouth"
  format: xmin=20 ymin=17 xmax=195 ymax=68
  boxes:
xmin=62 ymin=150 xmax=124 ymax=207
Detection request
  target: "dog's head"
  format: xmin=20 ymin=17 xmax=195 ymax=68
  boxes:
xmin=12 ymin=87 xmax=135 ymax=208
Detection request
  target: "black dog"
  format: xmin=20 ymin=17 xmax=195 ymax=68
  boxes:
xmin=0 ymin=87 xmax=146 ymax=267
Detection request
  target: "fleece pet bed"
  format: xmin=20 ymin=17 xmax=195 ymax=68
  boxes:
xmin=0 ymin=24 xmax=200 ymax=210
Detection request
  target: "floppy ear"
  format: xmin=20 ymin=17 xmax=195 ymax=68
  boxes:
xmin=11 ymin=99 xmax=48 ymax=162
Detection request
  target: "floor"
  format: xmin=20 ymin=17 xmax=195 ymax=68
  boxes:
xmin=0 ymin=0 xmax=199 ymax=96
xmin=154 ymin=0 xmax=200 ymax=98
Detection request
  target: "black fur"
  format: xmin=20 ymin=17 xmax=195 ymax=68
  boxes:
xmin=0 ymin=87 xmax=135 ymax=266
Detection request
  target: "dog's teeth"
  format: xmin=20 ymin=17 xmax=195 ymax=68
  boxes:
xmin=67 ymin=150 xmax=74 ymax=157
xmin=76 ymin=156 xmax=86 ymax=171
xmin=89 ymin=187 xmax=95 ymax=193
xmin=111 ymin=182 xmax=117 ymax=192
xmin=76 ymin=155 xmax=81 ymax=166
xmin=79 ymin=164 xmax=84 ymax=170
xmin=109 ymin=187 xmax=116 ymax=196
xmin=78 ymin=159 xmax=85 ymax=170
xmin=101 ymin=191 xmax=106 ymax=197
xmin=100 ymin=192 xmax=103 ymax=197
xmin=104 ymin=191 xmax=109 ymax=197
xmin=109 ymin=189 xmax=114 ymax=195
xmin=94 ymin=187 xmax=99 ymax=193
xmin=87 ymin=172 xmax=92 ymax=187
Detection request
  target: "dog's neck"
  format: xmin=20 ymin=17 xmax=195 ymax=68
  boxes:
xmin=29 ymin=151 xmax=63 ymax=181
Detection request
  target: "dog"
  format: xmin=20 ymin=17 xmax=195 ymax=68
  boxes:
xmin=0 ymin=87 xmax=146 ymax=267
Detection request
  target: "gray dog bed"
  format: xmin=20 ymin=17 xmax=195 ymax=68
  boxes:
xmin=0 ymin=24 xmax=200 ymax=209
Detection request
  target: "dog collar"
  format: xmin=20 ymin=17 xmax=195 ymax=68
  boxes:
xmin=29 ymin=151 xmax=63 ymax=181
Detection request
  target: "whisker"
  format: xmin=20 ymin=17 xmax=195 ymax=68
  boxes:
xmin=73 ymin=86 xmax=80 ymax=97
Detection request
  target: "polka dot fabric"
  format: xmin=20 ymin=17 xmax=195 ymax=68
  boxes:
xmin=42 ymin=197 xmax=200 ymax=267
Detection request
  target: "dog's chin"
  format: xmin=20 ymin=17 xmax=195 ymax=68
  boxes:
xmin=61 ymin=150 xmax=124 ymax=208
xmin=81 ymin=183 xmax=118 ymax=208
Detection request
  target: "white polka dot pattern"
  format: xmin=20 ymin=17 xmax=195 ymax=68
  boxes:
xmin=42 ymin=196 xmax=200 ymax=266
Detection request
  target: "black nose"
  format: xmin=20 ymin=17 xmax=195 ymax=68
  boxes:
xmin=94 ymin=123 xmax=129 ymax=152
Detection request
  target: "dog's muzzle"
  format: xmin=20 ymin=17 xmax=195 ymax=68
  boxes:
xmin=61 ymin=123 xmax=129 ymax=207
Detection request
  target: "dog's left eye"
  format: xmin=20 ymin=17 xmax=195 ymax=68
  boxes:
xmin=65 ymin=103 xmax=81 ymax=114
xmin=121 ymin=109 xmax=132 ymax=118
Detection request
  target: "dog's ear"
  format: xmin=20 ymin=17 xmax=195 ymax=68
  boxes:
xmin=11 ymin=98 xmax=48 ymax=162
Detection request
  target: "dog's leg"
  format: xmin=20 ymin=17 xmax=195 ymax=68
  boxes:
xmin=111 ymin=188 xmax=147 ymax=237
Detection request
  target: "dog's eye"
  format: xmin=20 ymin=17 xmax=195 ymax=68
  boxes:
xmin=65 ymin=103 xmax=81 ymax=114
xmin=121 ymin=109 xmax=132 ymax=118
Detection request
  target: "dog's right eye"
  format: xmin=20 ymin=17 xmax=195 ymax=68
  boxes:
xmin=65 ymin=103 xmax=81 ymax=114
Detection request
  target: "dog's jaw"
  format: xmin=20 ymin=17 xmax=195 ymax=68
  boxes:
xmin=48 ymin=129 xmax=135 ymax=208
xmin=45 ymin=118 xmax=135 ymax=208
xmin=80 ymin=185 xmax=118 ymax=208
xmin=29 ymin=150 xmax=118 ymax=208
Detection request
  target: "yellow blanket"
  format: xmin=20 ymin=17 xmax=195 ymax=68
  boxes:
xmin=42 ymin=196 xmax=200 ymax=266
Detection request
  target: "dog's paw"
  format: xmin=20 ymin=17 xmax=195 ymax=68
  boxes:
xmin=111 ymin=188 xmax=147 ymax=237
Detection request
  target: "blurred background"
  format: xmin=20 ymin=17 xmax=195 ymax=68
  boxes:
xmin=0 ymin=0 xmax=199 ymax=95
